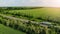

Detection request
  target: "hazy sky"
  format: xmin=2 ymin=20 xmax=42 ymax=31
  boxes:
xmin=0 ymin=0 xmax=60 ymax=7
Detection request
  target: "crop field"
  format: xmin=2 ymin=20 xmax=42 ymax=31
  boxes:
xmin=0 ymin=7 xmax=60 ymax=34
xmin=1 ymin=8 xmax=60 ymax=22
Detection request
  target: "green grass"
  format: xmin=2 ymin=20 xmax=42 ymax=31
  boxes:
xmin=1 ymin=7 xmax=60 ymax=22
xmin=0 ymin=7 xmax=60 ymax=34
xmin=12 ymin=7 xmax=60 ymax=18
xmin=0 ymin=24 xmax=25 ymax=34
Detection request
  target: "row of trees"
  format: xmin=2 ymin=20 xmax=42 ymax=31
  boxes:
xmin=0 ymin=7 xmax=43 ymax=10
xmin=1 ymin=10 xmax=60 ymax=25
xmin=0 ymin=14 xmax=57 ymax=34
xmin=0 ymin=15 xmax=46 ymax=34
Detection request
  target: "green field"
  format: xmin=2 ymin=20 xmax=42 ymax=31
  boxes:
xmin=1 ymin=7 xmax=60 ymax=23
xmin=0 ymin=24 xmax=25 ymax=34
xmin=0 ymin=7 xmax=60 ymax=34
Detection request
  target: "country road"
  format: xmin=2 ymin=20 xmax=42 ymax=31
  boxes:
xmin=0 ymin=14 xmax=39 ymax=24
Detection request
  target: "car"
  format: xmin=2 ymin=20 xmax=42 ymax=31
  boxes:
xmin=40 ymin=21 xmax=53 ymax=27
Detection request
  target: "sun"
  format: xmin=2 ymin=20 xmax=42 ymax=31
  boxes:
xmin=42 ymin=0 xmax=60 ymax=7
xmin=50 ymin=0 xmax=60 ymax=7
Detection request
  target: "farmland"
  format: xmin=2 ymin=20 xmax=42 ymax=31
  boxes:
xmin=0 ymin=7 xmax=60 ymax=34
xmin=0 ymin=24 xmax=25 ymax=34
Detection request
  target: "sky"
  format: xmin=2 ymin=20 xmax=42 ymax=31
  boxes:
xmin=0 ymin=0 xmax=60 ymax=7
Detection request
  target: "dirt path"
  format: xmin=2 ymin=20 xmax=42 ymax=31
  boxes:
xmin=0 ymin=14 xmax=39 ymax=24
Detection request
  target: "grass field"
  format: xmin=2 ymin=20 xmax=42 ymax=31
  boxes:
xmin=1 ymin=7 xmax=60 ymax=23
xmin=0 ymin=24 xmax=25 ymax=34
xmin=0 ymin=7 xmax=60 ymax=34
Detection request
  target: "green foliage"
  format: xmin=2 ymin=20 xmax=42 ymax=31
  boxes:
xmin=0 ymin=7 xmax=60 ymax=34
xmin=1 ymin=7 xmax=60 ymax=24
xmin=0 ymin=24 xmax=25 ymax=34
